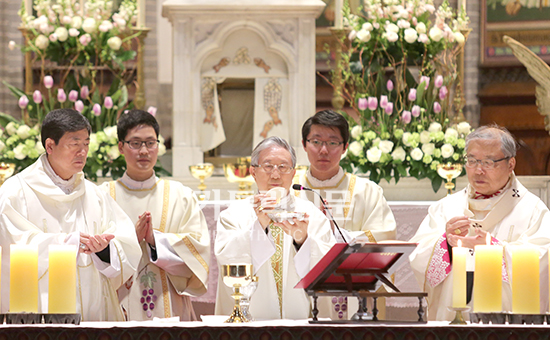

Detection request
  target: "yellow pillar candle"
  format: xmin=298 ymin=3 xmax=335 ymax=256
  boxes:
xmin=48 ymin=245 xmax=77 ymax=314
xmin=473 ymin=237 xmax=502 ymax=313
xmin=512 ymin=246 xmax=539 ymax=314
xmin=452 ymin=240 xmax=467 ymax=308
xmin=10 ymin=244 xmax=38 ymax=313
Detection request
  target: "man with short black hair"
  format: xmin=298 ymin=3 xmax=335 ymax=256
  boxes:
xmin=0 ymin=109 xmax=141 ymax=321
xmin=102 ymin=109 xmax=210 ymax=321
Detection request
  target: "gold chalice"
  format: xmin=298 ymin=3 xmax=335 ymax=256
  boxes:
xmin=189 ymin=163 xmax=214 ymax=201
xmin=0 ymin=162 xmax=15 ymax=186
xmin=222 ymin=263 xmax=254 ymax=323
xmin=437 ymin=163 xmax=463 ymax=195
xmin=223 ymin=157 xmax=254 ymax=199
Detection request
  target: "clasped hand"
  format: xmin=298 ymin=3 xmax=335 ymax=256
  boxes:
xmin=445 ymin=216 xmax=490 ymax=248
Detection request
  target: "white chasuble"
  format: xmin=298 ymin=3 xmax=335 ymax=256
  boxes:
xmin=295 ymin=170 xmax=396 ymax=242
xmin=0 ymin=155 xmax=141 ymax=320
xmin=409 ymin=175 xmax=550 ymax=321
xmin=214 ymin=195 xmax=335 ymax=320
xmin=103 ymin=178 xmax=210 ymax=321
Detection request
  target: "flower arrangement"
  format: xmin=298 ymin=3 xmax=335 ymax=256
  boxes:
xmin=336 ymin=0 xmax=471 ymax=191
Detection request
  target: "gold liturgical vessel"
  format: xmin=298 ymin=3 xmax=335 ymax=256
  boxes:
xmin=437 ymin=163 xmax=463 ymax=195
xmin=223 ymin=157 xmax=254 ymax=199
xmin=222 ymin=264 xmax=254 ymax=323
xmin=189 ymin=163 xmax=214 ymax=201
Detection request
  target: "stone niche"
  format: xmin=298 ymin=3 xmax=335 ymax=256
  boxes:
xmin=162 ymin=0 xmax=325 ymax=178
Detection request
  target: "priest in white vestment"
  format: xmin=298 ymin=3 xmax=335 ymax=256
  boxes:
xmin=409 ymin=125 xmax=550 ymax=321
xmin=215 ymin=136 xmax=336 ymax=320
xmin=0 ymin=109 xmax=141 ymax=321
xmin=296 ymin=110 xmax=396 ymax=243
xmin=102 ymin=110 xmax=210 ymax=321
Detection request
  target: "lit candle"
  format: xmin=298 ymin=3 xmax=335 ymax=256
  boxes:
xmin=473 ymin=233 xmax=502 ymax=313
xmin=512 ymin=246 xmax=539 ymax=314
xmin=452 ymin=240 xmax=467 ymax=308
xmin=48 ymin=245 xmax=77 ymax=314
xmin=10 ymin=244 xmax=38 ymax=313
xmin=334 ymin=0 xmax=343 ymax=29
xmin=80 ymin=0 xmax=84 ymax=16
xmin=137 ymin=0 xmax=146 ymax=27
xmin=25 ymin=0 xmax=32 ymax=15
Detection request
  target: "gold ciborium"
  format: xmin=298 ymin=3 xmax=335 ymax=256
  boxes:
xmin=222 ymin=264 xmax=254 ymax=323
xmin=437 ymin=163 xmax=463 ymax=195
xmin=189 ymin=163 xmax=214 ymax=201
xmin=0 ymin=162 xmax=15 ymax=186
xmin=223 ymin=157 xmax=254 ymax=199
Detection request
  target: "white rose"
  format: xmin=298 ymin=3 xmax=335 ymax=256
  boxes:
xmin=35 ymin=34 xmax=49 ymax=50
xmin=410 ymin=147 xmax=424 ymax=161
xmin=420 ymin=131 xmax=431 ymax=144
xmin=107 ymin=146 xmax=120 ymax=160
xmin=397 ymin=19 xmax=410 ymax=29
xmin=428 ymin=122 xmax=442 ymax=133
xmin=404 ymin=28 xmax=418 ymax=44
xmin=457 ymin=121 xmax=471 ymax=135
xmin=429 ymin=26 xmax=444 ymax=42
xmin=366 ymin=146 xmax=382 ymax=163
xmin=445 ymin=128 xmax=458 ymax=139
xmin=82 ymin=18 xmax=97 ymax=34
xmin=416 ymin=22 xmax=427 ymax=34
xmin=17 ymin=125 xmax=31 ymax=139
xmin=386 ymin=23 xmax=399 ymax=33
xmin=99 ymin=20 xmax=113 ymax=32
xmin=6 ymin=122 xmax=17 ymax=135
xmin=104 ymin=126 xmax=118 ymax=140
xmin=13 ymin=144 xmax=26 ymax=160
xmin=0 ymin=140 xmax=5 ymax=153
xmin=351 ymin=125 xmax=363 ymax=139
xmin=158 ymin=143 xmax=166 ymax=156
xmin=348 ymin=141 xmax=363 ymax=157
xmin=54 ymin=27 xmax=68 ymax=42
xmin=71 ymin=16 xmax=83 ymax=29
xmin=114 ymin=17 xmax=127 ymax=27
xmin=402 ymin=132 xmax=412 ymax=146
xmin=422 ymin=143 xmax=435 ymax=156
xmin=391 ymin=146 xmax=406 ymax=162
xmin=362 ymin=22 xmax=373 ymax=31
xmin=107 ymin=36 xmax=122 ymax=50
xmin=356 ymin=29 xmax=371 ymax=42
xmin=35 ymin=141 xmax=45 ymax=154
xmin=379 ymin=140 xmax=394 ymax=154
xmin=441 ymin=144 xmax=455 ymax=158
xmin=386 ymin=31 xmax=399 ymax=42
xmin=69 ymin=28 xmax=80 ymax=37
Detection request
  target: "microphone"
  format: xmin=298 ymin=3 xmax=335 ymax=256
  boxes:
xmin=292 ymin=184 xmax=349 ymax=243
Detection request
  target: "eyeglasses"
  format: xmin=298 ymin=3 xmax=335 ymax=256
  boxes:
xmin=123 ymin=139 xmax=159 ymax=150
xmin=252 ymin=163 xmax=293 ymax=174
xmin=306 ymin=139 xmax=345 ymax=150
xmin=464 ymin=157 xmax=510 ymax=170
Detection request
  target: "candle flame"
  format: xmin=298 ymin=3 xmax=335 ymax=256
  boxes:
xmin=457 ymin=239 xmax=462 ymax=248
xmin=486 ymin=232 xmax=491 ymax=245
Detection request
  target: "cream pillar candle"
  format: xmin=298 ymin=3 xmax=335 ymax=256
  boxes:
xmin=10 ymin=244 xmax=38 ymax=313
xmin=48 ymin=245 xmax=77 ymax=314
xmin=137 ymin=0 xmax=146 ymax=27
xmin=334 ymin=0 xmax=343 ymax=29
xmin=459 ymin=0 xmax=467 ymax=14
xmin=452 ymin=240 xmax=467 ymax=308
xmin=25 ymin=0 xmax=33 ymax=15
xmin=473 ymin=235 xmax=502 ymax=313
xmin=512 ymin=246 xmax=539 ymax=314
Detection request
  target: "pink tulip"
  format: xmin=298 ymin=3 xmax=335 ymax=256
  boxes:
xmin=411 ymin=105 xmax=421 ymax=117
xmin=367 ymin=97 xmax=378 ymax=111
xmin=147 ymin=106 xmax=157 ymax=117
xmin=75 ymin=100 xmax=84 ymax=112
xmin=18 ymin=95 xmax=29 ymax=109
xmin=68 ymin=90 xmax=78 ymax=102
xmin=92 ymin=103 xmax=101 ymax=116
xmin=33 ymin=90 xmax=42 ymax=104
xmin=402 ymin=110 xmax=411 ymax=123
xmin=435 ymin=75 xmax=444 ymax=88
xmin=433 ymin=102 xmax=442 ymax=114
xmin=380 ymin=95 xmax=388 ymax=109
xmin=419 ymin=76 xmax=430 ymax=89
xmin=43 ymin=75 xmax=54 ymax=89
xmin=387 ymin=80 xmax=394 ymax=91
xmin=104 ymin=96 xmax=113 ymax=109
xmin=408 ymin=88 xmax=417 ymax=101
xmin=384 ymin=102 xmax=393 ymax=115
xmin=357 ymin=98 xmax=368 ymax=110
xmin=57 ymin=89 xmax=67 ymax=103
xmin=439 ymin=86 xmax=448 ymax=100
xmin=80 ymin=85 xmax=89 ymax=99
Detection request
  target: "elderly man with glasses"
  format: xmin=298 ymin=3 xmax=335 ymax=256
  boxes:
xmin=214 ymin=136 xmax=335 ymax=320
xmin=409 ymin=124 xmax=550 ymax=321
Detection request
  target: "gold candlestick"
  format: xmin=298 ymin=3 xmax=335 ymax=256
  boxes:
xmin=437 ymin=163 xmax=463 ymax=195
xmin=189 ymin=163 xmax=214 ymax=201
xmin=222 ymin=264 xmax=254 ymax=323
xmin=453 ymin=28 xmax=472 ymax=124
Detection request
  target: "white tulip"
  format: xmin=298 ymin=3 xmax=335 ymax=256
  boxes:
xmin=422 ymin=143 xmax=435 ymax=156
xmin=379 ymin=140 xmax=394 ymax=154
xmin=366 ymin=146 xmax=382 ymax=163
xmin=55 ymin=27 xmax=68 ymax=42
xmin=410 ymin=147 xmax=424 ymax=161
xmin=441 ymin=144 xmax=455 ymax=158
xmin=391 ymin=146 xmax=406 ymax=162
xmin=351 ymin=125 xmax=363 ymax=139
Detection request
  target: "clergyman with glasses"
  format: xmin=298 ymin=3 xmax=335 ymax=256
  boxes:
xmin=214 ymin=136 xmax=335 ymax=320
xmin=409 ymin=124 xmax=550 ymax=321
xmin=101 ymin=109 xmax=210 ymax=321
xmin=298 ymin=110 xmax=396 ymax=243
